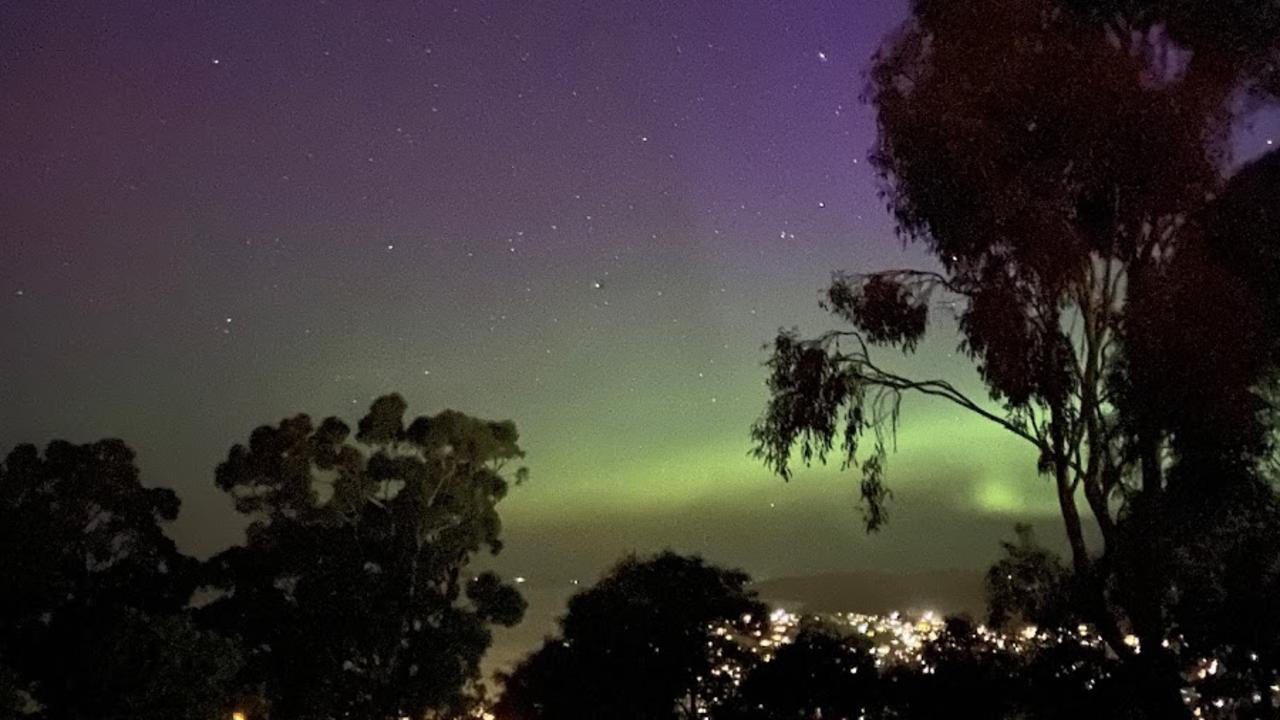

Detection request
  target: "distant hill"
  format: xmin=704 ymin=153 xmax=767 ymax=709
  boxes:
xmin=754 ymin=569 xmax=988 ymax=618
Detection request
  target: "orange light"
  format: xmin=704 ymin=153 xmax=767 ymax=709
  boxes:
xmin=232 ymin=712 xmax=247 ymax=720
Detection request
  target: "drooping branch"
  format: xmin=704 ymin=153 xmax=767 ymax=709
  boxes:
xmin=868 ymin=268 xmax=966 ymax=295
xmin=826 ymin=330 xmax=1047 ymax=452
xmin=753 ymin=324 xmax=1079 ymax=533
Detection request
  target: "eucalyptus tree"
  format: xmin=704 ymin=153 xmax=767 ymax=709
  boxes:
xmin=201 ymin=394 xmax=527 ymax=720
xmin=752 ymin=0 xmax=1280 ymax=715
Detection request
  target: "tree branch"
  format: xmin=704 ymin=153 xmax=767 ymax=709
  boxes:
xmin=824 ymin=334 xmax=1047 ymax=453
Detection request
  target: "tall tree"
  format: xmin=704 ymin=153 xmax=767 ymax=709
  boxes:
xmin=0 ymin=440 xmax=194 ymax=620
xmin=751 ymin=0 xmax=1280 ymax=715
xmin=199 ymin=394 xmax=527 ymax=720
xmin=496 ymin=552 xmax=766 ymax=720
xmin=0 ymin=439 xmax=202 ymax=715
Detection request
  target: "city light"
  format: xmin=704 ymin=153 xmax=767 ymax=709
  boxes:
xmin=465 ymin=610 xmax=1280 ymax=719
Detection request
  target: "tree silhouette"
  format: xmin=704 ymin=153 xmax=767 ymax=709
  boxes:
xmin=0 ymin=440 xmax=205 ymax=716
xmin=1062 ymin=0 xmax=1280 ymax=101
xmin=199 ymin=393 xmax=527 ymax=719
xmin=0 ymin=440 xmax=195 ymax=619
xmin=985 ymin=524 xmax=1077 ymax=631
xmin=496 ymin=551 xmax=766 ymax=720
xmin=718 ymin=619 xmax=880 ymax=720
xmin=751 ymin=1 xmax=1280 ymax=715
xmin=885 ymin=615 xmax=1023 ymax=720
xmin=51 ymin=608 xmax=243 ymax=720
xmin=1019 ymin=632 xmax=1129 ymax=720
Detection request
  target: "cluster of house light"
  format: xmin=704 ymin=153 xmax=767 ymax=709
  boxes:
xmin=703 ymin=608 xmax=1280 ymax=718
xmin=699 ymin=607 xmax=955 ymax=706
xmin=299 ymin=609 xmax=1278 ymax=720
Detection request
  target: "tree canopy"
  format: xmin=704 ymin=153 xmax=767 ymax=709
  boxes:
xmin=0 ymin=440 xmax=216 ymax=718
xmin=199 ymin=394 xmax=528 ymax=719
xmin=718 ymin=619 xmax=879 ymax=720
xmin=751 ymin=0 xmax=1280 ymax=715
xmin=985 ymin=524 xmax=1078 ymax=631
xmin=497 ymin=551 xmax=766 ymax=720
xmin=0 ymin=440 xmax=194 ymax=624
xmin=53 ymin=609 xmax=243 ymax=720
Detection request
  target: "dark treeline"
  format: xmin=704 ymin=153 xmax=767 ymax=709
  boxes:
xmin=0 ymin=395 xmax=527 ymax=719
xmin=4 ymin=425 xmax=1279 ymax=720
xmin=497 ymin=547 xmax=1280 ymax=720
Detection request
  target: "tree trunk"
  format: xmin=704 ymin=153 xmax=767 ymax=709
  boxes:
xmin=1049 ymin=410 xmax=1090 ymax=574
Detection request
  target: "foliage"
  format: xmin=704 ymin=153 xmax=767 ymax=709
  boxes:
xmin=1059 ymin=0 xmax=1280 ymax=101
xmin=199 ymin=394 xmax=527 ymax=720
xmin=1155 ymin=477 xmax=1280 ymax=665
xmin=0 ymin=656 xmax=28 ymax=720
xmin=0 ymin=440 xmax=203 ymax=716
xmin=48 ymin=608 xmax=243 ymax=720
xmin=0 ymin=440 xmax=195 ymax=622
xmin=718 ymin=619 xmax=879 ymax=720
xmin=496 ymin=551 xmax=766 ymax=720
xmin=986 ymin=524 xmax=1078 ymax=630
xmin=752 ymin=0 xmax=1280 ymax=715
xmin=901 ymin=616 xmax=1024 ymax=719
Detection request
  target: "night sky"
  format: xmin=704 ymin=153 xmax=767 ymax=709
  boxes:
xmin=4 ymin=1 xmax=1278 ymax=668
